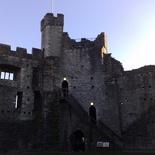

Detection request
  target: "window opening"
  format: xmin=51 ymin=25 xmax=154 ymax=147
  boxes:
xmin=10 ymin=73 xmax=14 ymax=80
xmin=15 ymin=92 xmax=23 ymax=108
xmin=5 ymin=72 xmax=9 ymax=79
xmin=1 ymin=72 xmax=5 ymax=79
xmin=0 ymin=71 xmax=14 ymax=80
xmin=15 ymin=95 xmax=18 ymax=108
xmin=0 ymin=64 xmax=20 ymax=80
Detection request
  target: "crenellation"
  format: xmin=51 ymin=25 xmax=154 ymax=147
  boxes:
xmin=62 ymin=33 xmax=102 ymax=49
xmin=0 ymin=43 xmax=11 ymax=53
xmin=16 ymin=47 xmax=27 ymax=56
xmin=125 ymin=65 xmax=155 ymax=75
xmin=41 ymin=13 xmax=64 ymax=31
xmin=32 ymin=48 xmax=42 ymax=59
xmin=0 ymin=43 xmax=43 ymax=60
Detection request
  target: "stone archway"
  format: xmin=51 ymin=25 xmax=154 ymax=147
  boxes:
xmin=70 ymin=130 xmax=85 ymax=152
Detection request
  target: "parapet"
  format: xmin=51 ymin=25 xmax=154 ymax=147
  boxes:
xmin=62 ymin=32 xmax=108 ymax=50
xmin=0 ymin=43 xmax=43 ymax=60
xmin=94 ymin=32 xmax=108 ymax=50
xmin=41 ymin=13 xmax=64 ymax=31
xmin=103 ymin=53 xmax=124 ymax=77
xmin=125 ymin=65 xmax=155 ymax=74
xmin=0 ymin=43 xmax=11 ymax=52
xmin=62 ymin=33 xmax=91 ymax=49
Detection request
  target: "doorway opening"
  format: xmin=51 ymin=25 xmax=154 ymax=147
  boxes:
xmin=89 ymin=105 xmax=96 ymax=123
xmin=33 ymin=91 xmax=42 ymax=113
xmin=61 ymin=80 xmax=68 ymax=98
xmin=70 ymin=130 xmax=85 ymax=152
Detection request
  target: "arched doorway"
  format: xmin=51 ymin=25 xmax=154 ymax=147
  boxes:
xmin=70 ymin=130 xmax=85 ymax=152
xmin=89 ymin=105 xmax=96 ymax=123
xmin=61 ymin=80 xmax=68 ymax=97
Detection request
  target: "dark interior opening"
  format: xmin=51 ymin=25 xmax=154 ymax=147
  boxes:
xmin=89 ymin=105 xmax=96 ymax=123
xmin=17 ymin=92 xmax=23 ymax=108
xmin=70 ymin=130 xmax=85 ymax=152
xmin=61 ymin=80 xmax=68 ymax=97
xmin=33 ymin=91 xmax=42 ymax=113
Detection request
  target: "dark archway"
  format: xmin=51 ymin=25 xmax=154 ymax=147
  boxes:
xmin=89 ymin=105 xmax=96 ymax=123
xmin=61 ymin=80 xmax=68 ymax=97
xmin=70 ymin=130 xmax=85 ymax=152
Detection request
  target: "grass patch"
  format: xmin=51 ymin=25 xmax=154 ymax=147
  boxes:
xmin=9 ymin=151 xmax=155 ymax=155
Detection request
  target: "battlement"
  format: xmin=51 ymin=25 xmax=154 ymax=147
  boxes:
xmin=125 ymin=65 xmax=155 ymax=74
xmin=62 ymin=32 xmax=108 ymax=50
xmin=0 ymin=43 xmax=43 ymax=60
xmin=41 ymin=13 xmax=64 ymax=31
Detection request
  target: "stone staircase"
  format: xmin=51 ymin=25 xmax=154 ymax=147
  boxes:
xmin=59 ymin=89 xmax=123 ymax=150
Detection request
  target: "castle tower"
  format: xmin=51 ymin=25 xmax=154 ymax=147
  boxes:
xmin=41 ymin=13 xmax=64 ymax=58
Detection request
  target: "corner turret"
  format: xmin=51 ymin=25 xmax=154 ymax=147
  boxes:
xmin=41 ymin=13 xmax=64 ymax=58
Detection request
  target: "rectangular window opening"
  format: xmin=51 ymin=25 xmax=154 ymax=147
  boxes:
xmin=15 ymin=92 xmax=23 ymax=108
xmin=0 ymin=71 xmax=14 ymax=80
xmin=5 ymin=72 xmax=9 ymax=79
xmin=10 ymin=73 xmax=14 ymax=80
xmin=1 ymin=72 xmax=5 ymax=79
xmin=15 ymin=95 xmax=18 ymax=108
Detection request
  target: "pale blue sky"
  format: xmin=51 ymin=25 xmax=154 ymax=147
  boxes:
xmin=0 ymin=0 xmax=155 ymax=70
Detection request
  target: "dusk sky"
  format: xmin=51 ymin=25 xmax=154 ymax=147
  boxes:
xmin=0 ymin=0 xmax=155 ymax=70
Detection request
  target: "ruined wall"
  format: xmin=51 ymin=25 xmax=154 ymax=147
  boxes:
xmin=2 ymin=11 xmax=155 ymax=152
xmin=117 ymin=66 xmax=155 ymax=150
xmin=41 ymin=17 xmax=123 ymax=149
xmin=0 ymin=44 xmax=42 ymax=120
xmin=59 ymin=99 xmax=113 ymax=152
xmin=50 ymin=33 xmax=121 ymax=135
xmin=102 ymin=55 xmax=155 ymax=150
xmin=118 ymin=66 xmax=155 ymax=131
xmin=59 ymin=33 xmax=105 ymax=111
xmin=40 ymin=15 xmax=125 ymax=150
xmin=0 ymin=44 xmax=43 ymax=152
xmin=102 ymin=53 xmax=123 ymax=134
xmin=0 ymin=121 xmax=39 ymax=153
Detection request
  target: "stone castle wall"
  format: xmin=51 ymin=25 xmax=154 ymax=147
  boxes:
xmin=118 ymin=66 xmax=155 ymax=150
xmin=0 ymin=44 xmax=42 ymax=121
xmin=118 ymin=66 xmax=155 ymax=131
xmin=0 ymin=12 xmax=155 ymax=152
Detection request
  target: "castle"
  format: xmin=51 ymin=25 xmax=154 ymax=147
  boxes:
xmin=0 ymin=12 xmax=155 ymax=153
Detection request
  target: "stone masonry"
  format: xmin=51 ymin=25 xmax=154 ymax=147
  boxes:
xmin=0 ymin=12 xmax=155 ymax=153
